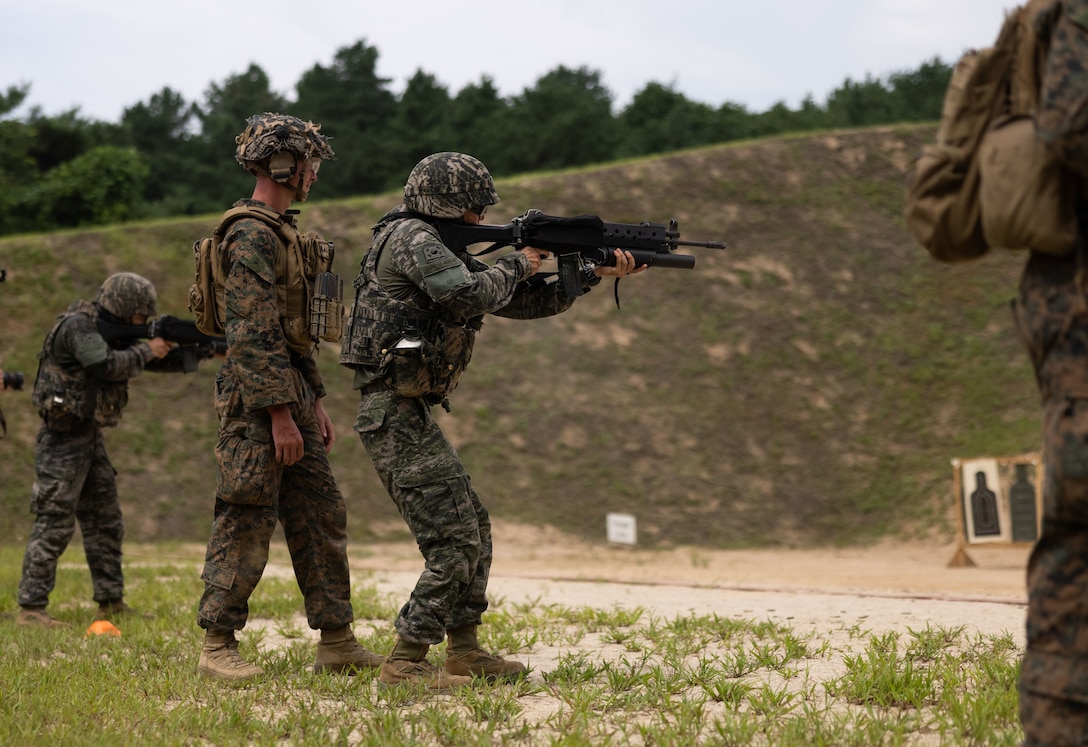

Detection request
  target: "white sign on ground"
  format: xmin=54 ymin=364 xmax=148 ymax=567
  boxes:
xmin=606 ymin=513 xmax=637 ymax=545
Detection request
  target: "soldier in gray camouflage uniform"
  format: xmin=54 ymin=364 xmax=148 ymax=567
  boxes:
xmin=340 ymin=152 xmax=644 ymax=689
xmin=17 ymin=273 xmax=180 ymax=628
xmin=195 ymin=113 xmax=383 ymax=681
xmin=1016 ymin=1 xmax=1088 ymax=743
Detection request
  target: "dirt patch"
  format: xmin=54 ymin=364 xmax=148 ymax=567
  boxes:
xmin=237 ymin=521 xmax=1029 ymax=741
xmin=347 ymin=519 xmax=1029 ymax=603
xmin=253 ymin=519 xmax=1029 ymax=655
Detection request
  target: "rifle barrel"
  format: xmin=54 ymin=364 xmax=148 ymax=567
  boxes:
xmin=674 ymin=239 xmax=727 ymax=249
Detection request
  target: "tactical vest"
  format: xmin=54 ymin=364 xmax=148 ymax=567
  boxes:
xmin=340 ymin=219 xmax=483 ymax=399
xmin=193 ymin=204 xmax=340 ymax=354
xmin=31 ymin=300 xmax=130 ymax=430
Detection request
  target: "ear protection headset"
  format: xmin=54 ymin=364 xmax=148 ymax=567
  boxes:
xmin=267 ymin=151 xmax=297 ymax=183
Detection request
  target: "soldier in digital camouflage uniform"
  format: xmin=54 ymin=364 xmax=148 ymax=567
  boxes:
xmin=1017 ymin=1 xmax=1088 ymax=743
xmin=339 ymin=152 xmax=645 ymax=689
xmin=17 ymin=273 xmax=181 ymax=628
xmin=195 ymin=113 xmax=383 ymax=681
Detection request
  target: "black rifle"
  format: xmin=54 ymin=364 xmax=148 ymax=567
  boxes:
xmin=432 ymin=210 xmax=726 ymax=301
xmin=96 ymin=314 xmax=226 ymax=373
xmin=3 ymin=371 xmax=24 ymax=390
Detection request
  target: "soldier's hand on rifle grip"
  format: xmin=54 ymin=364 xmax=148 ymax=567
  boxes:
xmin=594 ymin=249 xmax=648 ymax=278
xmin=147 ymin=336 xmax=176 ymax=359
xmin=520 ymin=246 xmax=551 ymax=275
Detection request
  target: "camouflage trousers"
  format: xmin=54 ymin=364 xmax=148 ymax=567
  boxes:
xmin=198 ymin=370 xmax=353 ymax=632
xmin=1015 ymin=252 xmax=1088 ymax=746
xmin=354 ymin=391 xmax=492 ymax=646
xmin=18 ymin=421 xmax=124 ymax=608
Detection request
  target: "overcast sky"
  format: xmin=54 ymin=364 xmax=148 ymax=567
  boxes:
xmin=3 ymin=0 xmax=1008 ymax=123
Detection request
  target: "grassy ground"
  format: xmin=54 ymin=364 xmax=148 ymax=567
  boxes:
xmin=0 ymin=125 xmax=1041 ymax=550
xmin=0 ymin=543 xmax=1022 ymax=746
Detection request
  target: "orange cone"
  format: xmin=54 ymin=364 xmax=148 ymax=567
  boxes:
xmin=85 ymin=620 xmax=122 ymax=637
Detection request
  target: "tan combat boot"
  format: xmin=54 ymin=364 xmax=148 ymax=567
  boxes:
xmin=95 ymin=599 xmax=151 ymax=621
xmin=378 ymin=636 xmax=472 ymax=690
xmin=313 ymin=625 xmax=385 ymax=674
xmin=444 ymin=623 xmax=527 ymax=682
xmin=16 ymin=606 xmax=69 ymax=629
xmin=198 ymin=630 xmax=264 ymax=681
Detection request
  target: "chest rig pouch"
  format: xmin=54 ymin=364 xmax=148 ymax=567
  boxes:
xmin=272 ymin=216 xmax=344 ymax=353
xmin=30 ymin=301 xmax=133 ymax=430
xmin=340 ymin=219 xmax=482 ymax=400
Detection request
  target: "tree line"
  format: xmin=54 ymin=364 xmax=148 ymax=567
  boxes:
xmin=0 ymin=39 xmax=952 ymax=236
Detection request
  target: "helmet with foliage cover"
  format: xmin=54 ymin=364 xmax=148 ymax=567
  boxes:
xmin=95 ymin=272 xmax=158 ymax=320
xmin=403 ymin=152 xmax=500 ymax=219
xmin=235 ymin=112 xmax=335 ymax=182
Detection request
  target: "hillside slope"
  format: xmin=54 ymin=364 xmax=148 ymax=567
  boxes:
xmin=0 ymin=126 xmax=1040 ymax=548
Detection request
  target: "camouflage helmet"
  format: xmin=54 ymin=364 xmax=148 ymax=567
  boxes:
xmin=403 ymin=152 xmax=500 ymax=219
xmin=235 ymin=112 xmax=335 ymax=180
xmin=95 ymin=272 xmax=158 ymax=319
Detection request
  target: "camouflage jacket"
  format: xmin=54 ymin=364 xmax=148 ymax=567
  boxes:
xmin=31 ymin=300 xmax=155 ymax=429
xmin=341 ymin=206 xmax=586 ymax=389
xmin=1037 ymin=0 xmax=1088 ymax=176
xmin=218 ymin=198 xmax=325 ymax=411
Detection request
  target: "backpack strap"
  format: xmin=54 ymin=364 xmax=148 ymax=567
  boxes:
xmin=214 ymin=204 xmax=294 ymax=240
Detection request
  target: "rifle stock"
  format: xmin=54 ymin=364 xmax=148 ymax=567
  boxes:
xmin=96 ymin=314 xmax=226 ymax=373
xmin=434 ymin=210 xmax=724 ymax=299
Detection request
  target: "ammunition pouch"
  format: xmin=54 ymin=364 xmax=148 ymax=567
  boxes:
xmin=310 ymin=272 xmax=344 ymax=343
xmin=38 ymin=390 xmax=88 ymax=432
xmin=382 ymin=319 xmax=481 ymax=400
xmin=32 ymin=309 xmax=98 ymax=431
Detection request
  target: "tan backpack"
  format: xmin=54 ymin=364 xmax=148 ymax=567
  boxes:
xmin=904 ymin=1 xmax=1076 ymax=262
xmin=188 ymin=205 xmax=343 ymax=348
xmin=188 ymin=206 xmax=285 ymax=336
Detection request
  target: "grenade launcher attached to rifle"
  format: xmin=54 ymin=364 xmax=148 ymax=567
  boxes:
xmin=433 ymin=209 xmax=726 ymax=302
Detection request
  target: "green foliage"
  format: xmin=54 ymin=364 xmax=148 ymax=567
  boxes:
xmin=446 ymin=76 xmax=509 ymax=166
xmin=294 ymin=40 xmax=400 ymax=195
xmin=617 ymin=82 xmax=722 ymax=157
xmin=887 ymin=57 xmax=953 ymax=122
xmin=0 ymin=83 xmax=29 ymax=116
xmin=21 ymin=146 xmax=150 ymax=227
xmin=0 ymin=45 xmax=953 ymax=236
xmin=500 ymin=65 xmax=618 ymax=173
xmin=120 ymin=86 xmax=197 ymax=208
xmin=187 ymin=64 xmax=290 ymax=214
xmin=388 ymin=70 xmax=455 ymax=170
xmin=827 ymin=75 xmax=903 ymax=127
